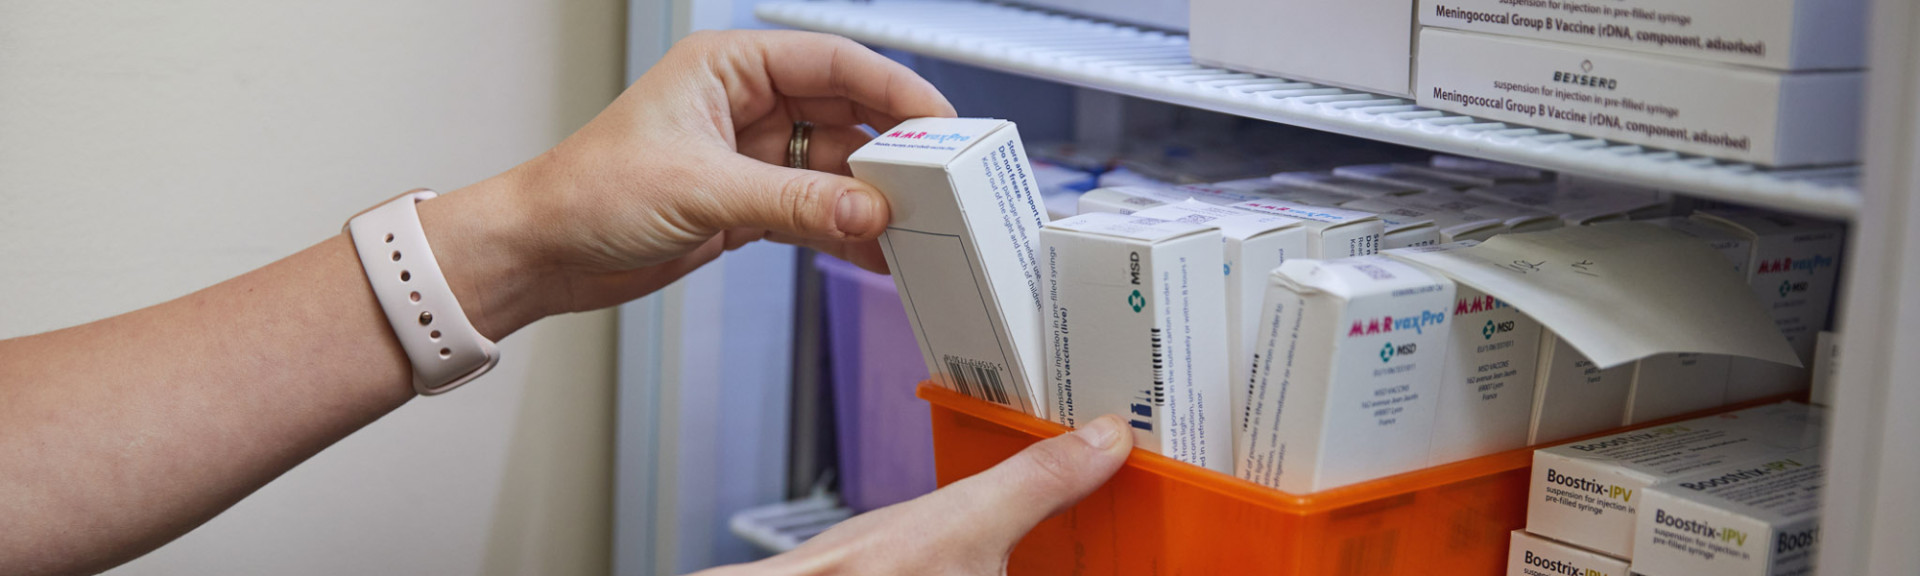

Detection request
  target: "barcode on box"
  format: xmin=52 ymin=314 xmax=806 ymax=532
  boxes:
xmin=944 ymin=355 xmax=1011 ymax=406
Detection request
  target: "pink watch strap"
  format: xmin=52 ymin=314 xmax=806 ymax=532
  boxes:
xmin=345 ymin=190 xmax=499 ymax=395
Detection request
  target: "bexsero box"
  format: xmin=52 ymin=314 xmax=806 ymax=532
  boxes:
xmin=1507 ymin=530 xmax=1630 ymax=576
xmin=1041 ymin=212 xmax=1232 ymax=472
xmin=1417 ymin=28 xmax=1863 ymax=167
xmin=1394 ymin=242 xmax=1545 ymax=465
xmin=1131 ymin=201 xmax=1309 ymax=430
xmin=1527 ymin=402 xmax=1826 ymax=559
xmin=1419 ymin=0 xmax=1865 ymax=71
xmin=1692 ymin=209 xmax=1843 ymax=402
xmin=849 ymin=118 xmax=1051 ymax=416
xmin=1191 ymin=0 xmax=1417 ymax=96
xmin=1239 ymin=256 xmax=1455 ymax=493
xmin=1623 ymin=217 xmax=1753 ymax=424
xmin=1633 ymin=448 xmax=1825 ymax=576
xmin=1528 ymin=331 xmax=1634 ymax=444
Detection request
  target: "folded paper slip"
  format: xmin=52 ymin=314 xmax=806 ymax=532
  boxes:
xmin=1386 ymin=223 xmax=1799 ymax=369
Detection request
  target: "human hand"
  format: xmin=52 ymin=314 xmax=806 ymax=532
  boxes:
xmin=418 ymin=30 xmax=955 ymax=339
xmin=694 ymin=415 xmax=1134 ymax=576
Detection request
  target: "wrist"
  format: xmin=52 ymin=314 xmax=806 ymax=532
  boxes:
xmin=415 ymin=173 xmax=557 ymax=341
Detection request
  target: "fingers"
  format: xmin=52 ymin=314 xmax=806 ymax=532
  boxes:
xmin=693 ymin=155 xmax=891 ymax=244
xmin=910 ymin=415 xmax=1133 ymax=552
xmin=703 ymin=30 xmax=956 ymax=124
xmin=735 ymin=121 xmax=874 ymax=176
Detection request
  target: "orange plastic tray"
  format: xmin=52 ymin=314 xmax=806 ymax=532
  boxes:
xmin=918 ymin=382 xmax=1803 ymax=576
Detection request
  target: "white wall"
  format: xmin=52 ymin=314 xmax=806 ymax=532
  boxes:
xmin=0 ymin=1 xmax=626 ymax=574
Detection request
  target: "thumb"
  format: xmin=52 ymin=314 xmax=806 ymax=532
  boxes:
xmin=921 ymin=415 xmax=1133 ymax=551
xmin=703 ymin=156 xmax=890 ymax=242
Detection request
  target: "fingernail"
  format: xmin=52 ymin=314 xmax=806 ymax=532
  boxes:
xmin=835 ymin=191 xmax=881 ymax=237
xmin=1073 ymin=415 xmax=1124 ymax=451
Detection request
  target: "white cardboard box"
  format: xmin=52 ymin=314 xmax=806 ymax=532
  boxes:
xmin=1130 ymin=200 xmax=1310 ymax=438
xmin=1270 ymin=171 xmax=1429 ymax=198
xmin=1526 ymin=402 xmax=1825 ymax=559
xmin=1415 ymin=28 xmax=1864 ymax=167
xmin=1230 ymin=199 xmax=1387 ymax=258
xmin=1394 ymin=191 xmax=1565 ymax=234
xmin=1507 ymin=530 xmax=1630 ymax=576
xmin=1692 ymin=210 xmax=1843 ymax=402
xmin=1633 ymin=448 xmax=1825 ymax=576
xmin=1430 ymin=155 xmax=1554 ymax=184
xmin=1239 ymin=256 xmax=1455 ymax=493
xmin=1468 ymin=181 xmax=1669 ymax=224
xmin=1395 ymin=242 xmax=1545 ymax=465
xmin=1079 ymin=187 xmax=1390 ymax=259
xmin=1334 ymin=163 xmax=1480 ymax=192
xmin=1341 ymin=197 xmax=1507 ymax=243
xmin=849 ymin=118 xmax=1051 ymax=416
xmin=1041 ymin=212 xmax=1232 ymax=472
xmin=1529 ymin=331 xmax=1634 ymax=445
xmin=1191 ymin=0 xmax=1416 ymax=96
xmin=1420 ymin=0 xmax=1865 ymax=71
xmin=1622 ymin=217 xmax=1754 ymax=424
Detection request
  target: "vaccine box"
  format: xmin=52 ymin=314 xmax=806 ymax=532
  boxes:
xmin=1040 ymin=212 xmax=1232 ymax=472
xmin=1374 ymin=213 xmax=1445 ymax=250
xmin=1469 ymin=182 xmax=1669 ymax=223
xmin=1507 ymin=530 xmax=1630 ymax=576
xmin=1419 ymin=0 xmax=1865 ymax=71
xmin=1692 ymin=210 xmax=1843 ymax=402
xmin=1229 ymin=199 xmax=1387 ymax=258
xmin=1528 ymin=331 xmax=1633 ymax=445
xmin=1526 ymin=402 xmax=1826 ymax=559
xmin=1395 ymin=243 xmax=1545 ymax=466
xmin=1430 ymin=155 xmax=1554 ymax=184
xmin=1335 ymin=163 xmax=1484 ymax=192
xmin=1633 ymin=448 xmax=1825 ymax=576
xmin=1810 ymin=330 xmax=1839 ymax=407
xmin=1270 ymin=171 xmax=1428 ymax=199
xmin=849 ymin=118 xmax=1051 ymax=416
xmin=1623 ymin=217 xmax=1754 ymax=423
xmin=1239 ymin=256 xmax=1455 ymax=493
xmin=1079 ymin=186 xmax=1182 ymax=215
xmin=1416 ymin=28 xmax=1864 ymax=167
xmin=1191 ymin=0 xmax=1416 ymax=96
xmin=1394 ymin=192 xmax=1565 ymax=234
xmin=1130 ymin=200 xmax=1310 ymax=431
xmin=1341 ymin=197 xmax=1507 ymax=243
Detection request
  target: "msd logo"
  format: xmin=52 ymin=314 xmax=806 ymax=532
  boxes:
xmin=1346 ymin=309 xmax=1447 ymax=337
xmin=882 ymin=130 xmax=971 ymax=145
xmin=1756 ymin=254 xmax=1834 ymax=276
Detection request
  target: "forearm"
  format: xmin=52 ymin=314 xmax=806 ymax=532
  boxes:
xmin=0 ymin=179 xmax=544 ymax=575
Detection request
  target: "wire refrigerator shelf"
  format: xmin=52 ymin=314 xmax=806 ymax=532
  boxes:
xmin=756 ymin=0 xmax=1860 ymax=220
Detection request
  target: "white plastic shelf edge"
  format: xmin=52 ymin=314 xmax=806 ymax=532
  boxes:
xmin=755 ymin=1 xmax=1859 ymax=220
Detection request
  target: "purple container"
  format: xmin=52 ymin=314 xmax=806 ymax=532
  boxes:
xmin=815 ymin=253 xmax=937 ymax=512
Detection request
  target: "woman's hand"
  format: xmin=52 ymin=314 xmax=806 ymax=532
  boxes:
xmin=423 ymin=30 xmax=956 ymax=340
xmin=697 ymin=415 xmax=1135 ymax=576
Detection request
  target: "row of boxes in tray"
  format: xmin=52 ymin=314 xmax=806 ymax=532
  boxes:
xmin=1514 ymin=400 xmax=1827 ymax=576
xmin=850 ymin=116 xmax=1841 ymax=496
